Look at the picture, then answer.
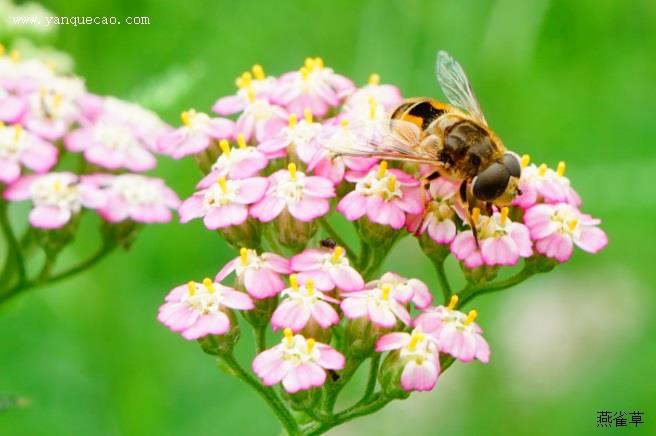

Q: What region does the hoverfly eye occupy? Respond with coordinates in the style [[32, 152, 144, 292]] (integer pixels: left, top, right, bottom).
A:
[[472, 162, 511, 201], [501, 153, 521, 178]]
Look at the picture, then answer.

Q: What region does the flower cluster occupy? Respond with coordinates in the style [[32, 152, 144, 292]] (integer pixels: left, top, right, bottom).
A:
[[158, 58, 608, 432], [0, 48, 180, 230]]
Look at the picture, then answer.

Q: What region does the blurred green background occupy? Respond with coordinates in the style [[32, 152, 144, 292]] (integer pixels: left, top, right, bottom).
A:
[[1, 0, 655, 434]]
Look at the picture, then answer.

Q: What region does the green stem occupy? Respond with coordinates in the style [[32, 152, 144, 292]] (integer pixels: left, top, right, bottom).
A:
[[255, 326, 267, 353], [431, 256, 452, 304], [318, 217, 355, 258], [360, 354, 380, 403], [323, 356, 363, 413], [0, 243, 115, 305], [220, 353, 299, 435], [0, 199, 25, 287], [305, 392, 392, 435], [457, 261, 536, 307]]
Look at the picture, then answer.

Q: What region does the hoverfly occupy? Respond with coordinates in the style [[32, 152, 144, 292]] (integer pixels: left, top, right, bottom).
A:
[[330, 51, 522, 236]]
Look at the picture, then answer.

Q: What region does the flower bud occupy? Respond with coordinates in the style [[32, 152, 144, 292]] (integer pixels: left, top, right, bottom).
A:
[[460, 263, 499, 286], [243, 295, 278, 329], [273, 210, 317, 251], [417, 232, 451, 264], [283, 387, 321, 411], [34, 214, 81, 255], [526, 254, 558, 273], [377, 351, 411, 400], [198, 309, 241, 355], [300, 318, 332, 343], [355, 217, 400, 248], [218, 220, 261, 251], [101, 220, 142, 249], [192, 147, 216, 174], [344, 317, 387, 358]]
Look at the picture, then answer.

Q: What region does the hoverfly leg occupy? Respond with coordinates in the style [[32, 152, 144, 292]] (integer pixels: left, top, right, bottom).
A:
[[414, 171, 442, 237], [459, 180, 480, 247]]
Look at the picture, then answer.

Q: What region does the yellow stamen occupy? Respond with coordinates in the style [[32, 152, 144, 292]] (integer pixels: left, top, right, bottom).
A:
[[53, 93, 62, 108], [10, 49, 19, 62], [252, 64, 265, 80], [447, 294, 459, 310], [219, 139, 231, 156], [306, 338, 316, 353], [284, 327, 294, 346], [368, 96, 377, 120], [241, 71, 252, 86], [306, 279, 315, 296], [304, 57, 314, 69], [52, 180, 61, 192], [240, 247, 249, 266], [368, 73, 380, 85], [331, 246, 343, 263], [304, 108, 313, 124], [203, 277, 214, 293], [187, 281, 196, 296], [381, 284, 391, 301], [216, 176, 228, 193], [300, 66, 310, 80], [387, 175, 397, 192], [538, 163, 548, 177], [237, 133, 247, 149], [0, 44, 4, 57], [340, 118, 349, 128], [557, 161, 566, 177], [180, 110, 192, 127], [290, 274, 299, 290], [288, 113, 297, 128], [0, 121, 4, 128], [408, 332, 424, 352], [500, 207, 509, 225], [464, 310, 478, 325], [568, 219, 578, 231], [288, 163, 297, 181], [471, 207, 481, 225], [313, 57, 324, 69], [246, 87, 255, 103], [521, 154, 530, 168], [378, 161, 388, 178], [13, 124, 22, 140]]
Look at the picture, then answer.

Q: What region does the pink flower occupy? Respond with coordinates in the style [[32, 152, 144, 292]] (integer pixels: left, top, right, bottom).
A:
[[307, 119, 377, 184], [414, 296, 490, 363], [0, 123, 58, 184], [407, 178, 461, 244], [524, 202, 607, 262], [271, 57, 355, 117], [21, 76, 85, 140], [337, 161, 423, 229], [196, 136, 268, 186], [179, 176, 268, 229], [345, 74, 403, 111], [271, 275, 340, 332], [250, 163, 334, 222], [83, 174, 180, 223], [257, 110, 322, 162], [367, 272, 432, 309], [158, 278, 254, 340], [376, 326, 440, 392], [252, 328, 345, 393], [513, 158, 581, 209], [212, 66, 277, 115], [81, 96, 170, 151], [0, 90, 27, 123], [216, 247, 291, 299], [65, 122, 157, 172], [340, 281, 412, 328], [156, 109, 234, 159], [290, 245, 364, 292], [450, 207, 533, 268], [4, 172, 104, 228]]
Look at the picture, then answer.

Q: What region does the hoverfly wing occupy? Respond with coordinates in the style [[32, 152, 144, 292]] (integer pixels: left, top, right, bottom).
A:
[[323, 118, 437, 164], [436, 50, 487, 125]]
